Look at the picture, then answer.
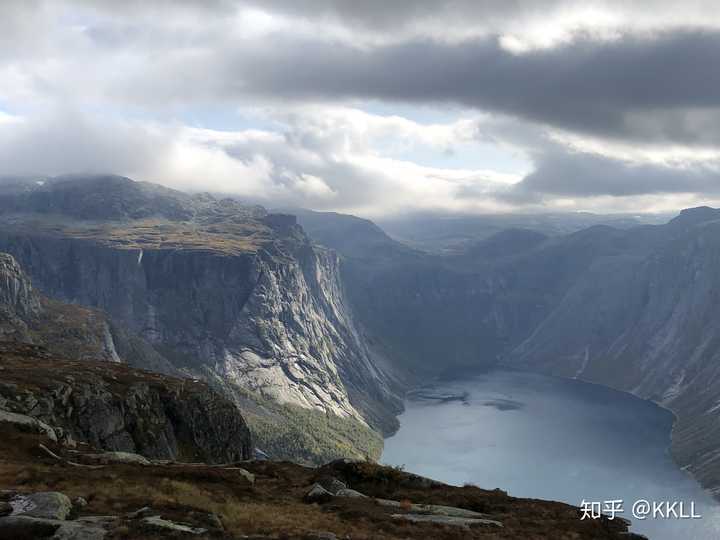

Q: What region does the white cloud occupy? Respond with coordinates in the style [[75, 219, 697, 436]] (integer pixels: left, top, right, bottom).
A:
[[1, 1, 719, 217]]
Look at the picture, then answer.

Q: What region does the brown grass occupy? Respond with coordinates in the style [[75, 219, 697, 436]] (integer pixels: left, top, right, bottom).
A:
[[0, 422, 636, 540], [1, 216, 274, 254]]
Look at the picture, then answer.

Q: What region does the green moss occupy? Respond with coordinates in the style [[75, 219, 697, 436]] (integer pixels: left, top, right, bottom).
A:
[[236, 390, 383, 465]]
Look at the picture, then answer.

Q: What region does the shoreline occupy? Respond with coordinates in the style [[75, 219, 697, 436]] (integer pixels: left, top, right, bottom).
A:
[[383, 367, 719, 507]]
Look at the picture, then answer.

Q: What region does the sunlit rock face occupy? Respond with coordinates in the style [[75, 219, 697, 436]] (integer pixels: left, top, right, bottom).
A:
[[0, 175, 402, 435]]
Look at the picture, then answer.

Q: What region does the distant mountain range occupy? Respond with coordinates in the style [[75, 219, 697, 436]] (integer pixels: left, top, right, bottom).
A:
[[374, 210, 669, 254], [292, 205, 720, 499]]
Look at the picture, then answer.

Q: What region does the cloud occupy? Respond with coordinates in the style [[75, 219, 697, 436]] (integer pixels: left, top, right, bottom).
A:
[[3, 2, 720, 146], [2, 1, 720, 216], [212, 30, 720, 147], [0, 104, 523, 215], [499, 147, 720, 205]]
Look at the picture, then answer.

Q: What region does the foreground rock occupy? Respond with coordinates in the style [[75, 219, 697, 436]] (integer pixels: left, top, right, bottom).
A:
[[0, 342, 253, 463], [320, 481, 503, 528], [78, 452, 151, 466], [0, 420, 638, 540], [391, 513, 503, 528], [0, 409, 58, 442], [141, 515, 207, 535], [9, 492, 72, 520]]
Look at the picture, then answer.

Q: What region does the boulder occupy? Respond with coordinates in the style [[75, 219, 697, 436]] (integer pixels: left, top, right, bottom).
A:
[[334, 488, 368, 499], [391, 513, 503, 528], [305, 484, 334, 504], [316, 476, 347, 495], [225, 467, 255, 485], [80, 452, 151, 466], [406, 502, 493, 519], [0, 409, 57, 442], [126, 506, 153, 519], [141, 516, 207, 535], [11, 492, 72, 520]]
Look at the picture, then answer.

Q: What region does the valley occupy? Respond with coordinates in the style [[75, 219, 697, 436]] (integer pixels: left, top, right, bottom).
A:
[[3, 174, 720, 538]]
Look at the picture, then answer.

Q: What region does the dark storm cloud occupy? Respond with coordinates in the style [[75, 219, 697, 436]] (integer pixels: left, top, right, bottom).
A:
[[499, 149, 720, 202], [227, 30, 720, 145], [240, 0, 560, 30]]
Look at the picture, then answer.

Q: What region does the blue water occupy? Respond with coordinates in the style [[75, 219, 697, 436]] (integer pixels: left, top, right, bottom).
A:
[[381, 370, 720, 540]]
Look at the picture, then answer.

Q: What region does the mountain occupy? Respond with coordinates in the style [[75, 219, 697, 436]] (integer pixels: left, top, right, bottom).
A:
[[376, 211, 667, 254], [295, 205, 720, 499], [505, 208, 720, 496], [279, 208, 408, 262], [0, 175, 402, 464]]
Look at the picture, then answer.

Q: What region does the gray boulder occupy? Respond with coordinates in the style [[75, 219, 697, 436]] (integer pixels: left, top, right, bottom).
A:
[[141, 516, 207, 535], [334, 488, 368, 499], [316, 476, 347, 495], [80, 452, 151, 466], [305, 484, 333, 503], [11, 492, 72, 520], [391, 513, 503, 528], [0, 409, 57, 442]]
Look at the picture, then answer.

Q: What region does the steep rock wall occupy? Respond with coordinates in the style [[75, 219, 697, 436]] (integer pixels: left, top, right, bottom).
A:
[[0, 232, 401, 432]]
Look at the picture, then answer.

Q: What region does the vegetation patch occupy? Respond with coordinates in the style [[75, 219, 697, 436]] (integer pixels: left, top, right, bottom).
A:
[[240, 390, 384, 465]]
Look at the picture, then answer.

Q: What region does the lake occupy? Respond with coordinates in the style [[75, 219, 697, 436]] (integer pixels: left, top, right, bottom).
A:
[[381, 370, 720, 540]]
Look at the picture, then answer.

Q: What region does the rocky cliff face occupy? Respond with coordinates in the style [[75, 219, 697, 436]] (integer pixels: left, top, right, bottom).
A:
[[0, 253, 41, 342], [0, 249, 179, 374], [0, 342, 252, 462], [503, 210, 720, 496], [0, 175, 402, 441], [296, 206, 720, 498]]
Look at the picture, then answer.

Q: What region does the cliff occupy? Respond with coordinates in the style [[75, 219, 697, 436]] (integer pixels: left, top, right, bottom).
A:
[[0, 342, 253, 462], [0, 250, 176, 374], [504, 211, 720, 497], [0, 175, 402, 463]]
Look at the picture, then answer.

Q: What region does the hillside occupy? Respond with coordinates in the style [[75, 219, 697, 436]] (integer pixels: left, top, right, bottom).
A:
[[295, 205, 720, 499], [0, 358, 639, 539]]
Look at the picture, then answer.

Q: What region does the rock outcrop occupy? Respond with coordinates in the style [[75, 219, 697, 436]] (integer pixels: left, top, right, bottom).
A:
[[0, 342, 253, 462], [0, 250, 176, 373]]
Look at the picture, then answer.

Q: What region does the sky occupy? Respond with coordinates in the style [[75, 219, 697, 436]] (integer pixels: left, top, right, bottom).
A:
[[1, 1, 719, 217]]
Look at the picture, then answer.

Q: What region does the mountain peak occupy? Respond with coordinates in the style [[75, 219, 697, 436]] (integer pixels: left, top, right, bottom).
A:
[[670, 206, 720, 227]]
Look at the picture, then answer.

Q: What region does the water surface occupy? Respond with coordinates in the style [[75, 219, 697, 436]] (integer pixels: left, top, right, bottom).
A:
[[381, 370, 720, 540]]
